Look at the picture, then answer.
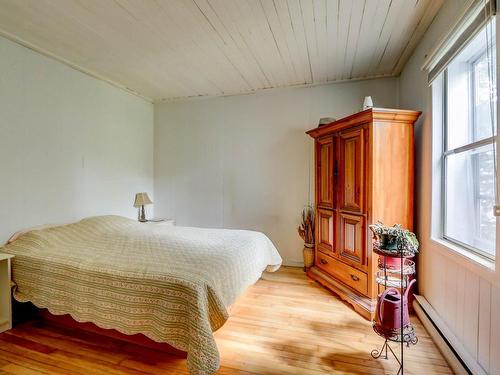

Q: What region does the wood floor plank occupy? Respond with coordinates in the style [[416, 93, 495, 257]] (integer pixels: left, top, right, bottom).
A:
[[1, 267, 452, 374], [0, 348, 73, 375], [1, 363, 53, 375], [4, 328, 127, 364], [0, 346, 93, 375], [0, 334, 55, 355]]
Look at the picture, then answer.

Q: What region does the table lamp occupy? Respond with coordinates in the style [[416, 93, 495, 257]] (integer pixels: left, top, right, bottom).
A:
[[134, 192, 152, 222]]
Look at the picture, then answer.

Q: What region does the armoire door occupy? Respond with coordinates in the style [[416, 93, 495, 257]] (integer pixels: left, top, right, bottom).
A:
[[339, 128, 365, 213], [316, 136, 334, 208], [339, 212, 366, 266], [316, 208, 335, 256]]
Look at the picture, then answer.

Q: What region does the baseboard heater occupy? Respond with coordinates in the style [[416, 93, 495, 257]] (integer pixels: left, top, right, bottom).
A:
[[413, 295, 484, 375]]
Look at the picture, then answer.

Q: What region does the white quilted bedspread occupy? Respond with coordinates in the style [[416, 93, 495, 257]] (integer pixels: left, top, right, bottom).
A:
[[2, 215, 282, 374]]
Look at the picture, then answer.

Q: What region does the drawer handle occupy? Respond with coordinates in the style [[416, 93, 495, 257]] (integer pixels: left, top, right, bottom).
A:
[[350, 274, 360, 281], [320, 259, 328, 265]]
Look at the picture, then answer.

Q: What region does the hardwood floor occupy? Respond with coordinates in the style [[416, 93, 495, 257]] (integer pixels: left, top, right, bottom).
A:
[[0, 267, 452, 374]]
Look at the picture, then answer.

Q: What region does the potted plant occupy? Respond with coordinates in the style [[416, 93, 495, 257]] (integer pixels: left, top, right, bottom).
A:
[[368, 222, 419, 257], [298, 205, 315, 271]]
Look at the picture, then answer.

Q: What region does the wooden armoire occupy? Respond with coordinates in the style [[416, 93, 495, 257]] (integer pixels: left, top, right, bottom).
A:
[[306, 108, 421, 320]]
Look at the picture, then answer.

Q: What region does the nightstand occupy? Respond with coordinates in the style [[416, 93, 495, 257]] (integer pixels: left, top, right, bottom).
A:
[[143, 219, 175, 226], [0, 254, 14, 333]]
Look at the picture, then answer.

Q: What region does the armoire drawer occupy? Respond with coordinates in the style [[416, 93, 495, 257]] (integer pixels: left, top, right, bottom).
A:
[[316, 252, 368, 296]]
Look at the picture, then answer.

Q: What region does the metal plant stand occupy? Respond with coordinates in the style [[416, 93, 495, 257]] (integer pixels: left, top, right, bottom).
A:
[[371, 245, 418, 375]]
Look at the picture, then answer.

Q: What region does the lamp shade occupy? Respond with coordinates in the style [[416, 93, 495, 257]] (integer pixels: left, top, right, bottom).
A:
[[134, 192, 153, 207]]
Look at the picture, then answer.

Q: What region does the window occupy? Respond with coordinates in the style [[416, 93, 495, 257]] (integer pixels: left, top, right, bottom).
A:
[[440, 19, 497, 260]]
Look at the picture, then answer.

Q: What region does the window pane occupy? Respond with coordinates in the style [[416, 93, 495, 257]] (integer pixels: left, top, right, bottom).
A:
[[445, 143, 496, 257], [473, 52, 497, 141], [446, 18, 497, 151]]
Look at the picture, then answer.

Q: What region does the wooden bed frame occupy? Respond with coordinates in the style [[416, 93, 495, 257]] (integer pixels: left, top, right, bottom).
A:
[[13, 301, 187, 358]]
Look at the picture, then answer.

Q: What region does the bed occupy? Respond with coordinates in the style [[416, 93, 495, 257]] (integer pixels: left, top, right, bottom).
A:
[[1, 215, 282, 375]]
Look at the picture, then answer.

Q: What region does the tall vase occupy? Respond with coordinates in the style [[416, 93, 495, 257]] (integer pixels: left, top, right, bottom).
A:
[[303, 243, 314, 272]]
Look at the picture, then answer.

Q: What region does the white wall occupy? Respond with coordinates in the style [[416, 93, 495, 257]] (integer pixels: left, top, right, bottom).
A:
[[154, 79, 399, 265], [5, 2, 498, 370], [0, 36, 154, 243], [399, 0, 500, 373]]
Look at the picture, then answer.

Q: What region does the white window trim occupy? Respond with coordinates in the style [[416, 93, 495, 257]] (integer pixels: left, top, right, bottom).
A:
[[431, 71, 497, 272], [430, 237, 495, 270], [441, 63, 497, 261]]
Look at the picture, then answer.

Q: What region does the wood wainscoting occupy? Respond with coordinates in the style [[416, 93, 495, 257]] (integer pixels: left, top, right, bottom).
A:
[[0, 267, 451, 374]]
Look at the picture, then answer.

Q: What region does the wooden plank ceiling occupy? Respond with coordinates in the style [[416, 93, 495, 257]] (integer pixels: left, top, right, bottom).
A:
[[0, 0, 443, 101]]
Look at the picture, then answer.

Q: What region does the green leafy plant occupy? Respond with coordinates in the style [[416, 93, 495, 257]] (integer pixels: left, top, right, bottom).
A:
[[368, 221, 419, 254], [297, 205, 315, 245]]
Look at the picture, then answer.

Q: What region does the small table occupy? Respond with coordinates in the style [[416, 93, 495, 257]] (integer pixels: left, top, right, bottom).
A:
[[0, 253, 14, 333], [142, 219, 175, 226]]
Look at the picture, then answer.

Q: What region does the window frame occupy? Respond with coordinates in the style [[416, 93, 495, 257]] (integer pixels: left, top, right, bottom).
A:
[[440, 49, 497, 261]]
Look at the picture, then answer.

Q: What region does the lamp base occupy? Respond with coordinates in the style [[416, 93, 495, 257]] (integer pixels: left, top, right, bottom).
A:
[[138, 206, 147, 222]]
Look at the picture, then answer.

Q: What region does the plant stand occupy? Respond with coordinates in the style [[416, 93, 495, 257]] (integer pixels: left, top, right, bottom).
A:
[[371, 246, 418, 375]]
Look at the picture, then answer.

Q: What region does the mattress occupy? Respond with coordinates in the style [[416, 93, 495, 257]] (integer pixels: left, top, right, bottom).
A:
[[2, 215, 282, 375]]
